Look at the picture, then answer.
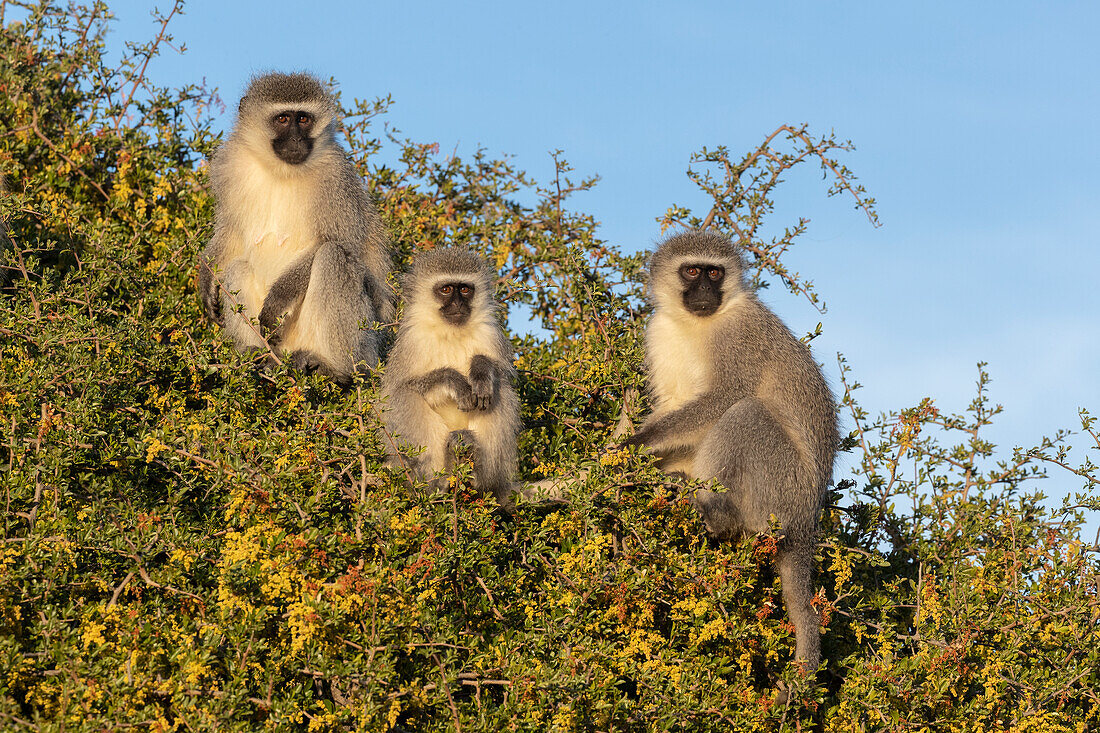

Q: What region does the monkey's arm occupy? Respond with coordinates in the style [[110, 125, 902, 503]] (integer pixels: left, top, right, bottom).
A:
[[625, 352, 754, 452], [403, 368, 478, 411], [467, 354, 506, 411], [621, 393, 733, 452], [258, 252, 316, 344]]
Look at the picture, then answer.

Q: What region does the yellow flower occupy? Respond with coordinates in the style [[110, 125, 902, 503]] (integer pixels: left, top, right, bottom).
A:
[[386, 700, 402, 728], [287, 601, 320, 654], [82, 621, 106, 650], [144, 437, 168, 462], [599, 448, 630, 467]]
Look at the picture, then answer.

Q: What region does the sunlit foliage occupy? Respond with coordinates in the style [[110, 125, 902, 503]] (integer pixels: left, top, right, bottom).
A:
[[2, 2, 1098, 730]]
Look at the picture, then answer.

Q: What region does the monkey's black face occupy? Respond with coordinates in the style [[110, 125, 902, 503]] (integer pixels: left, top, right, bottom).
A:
[[434, 282, 475, 326], [679, 263, 725, 316], [271, 110, 315, 165]]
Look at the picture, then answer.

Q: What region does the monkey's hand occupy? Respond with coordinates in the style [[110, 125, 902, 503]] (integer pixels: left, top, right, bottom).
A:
[[466, 377, 494, 410], [257, 303, 286, 345], [619, 417, 661, 450], [454, 382, 481, 412], [617, 429, 660, 456], [203, 289, 223, 325], [467, 355, 498, 411], [198, 258, 223, 325]]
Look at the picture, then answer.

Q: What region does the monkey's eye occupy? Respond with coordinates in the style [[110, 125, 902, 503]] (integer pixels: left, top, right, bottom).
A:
[[707, 267, 724, 280], [274, 113, 290, 125], [438, 285, 453, 296], [682, 266, 700, 280], [459, 286, 472, 296], [297, 113, 312, 127]]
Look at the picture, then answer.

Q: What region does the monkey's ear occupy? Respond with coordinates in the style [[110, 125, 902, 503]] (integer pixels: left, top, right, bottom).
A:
[[238, 96, 247, 115]]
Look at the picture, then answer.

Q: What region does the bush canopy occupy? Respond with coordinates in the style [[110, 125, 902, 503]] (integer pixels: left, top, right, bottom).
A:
[[1, 2, 1098, 731]]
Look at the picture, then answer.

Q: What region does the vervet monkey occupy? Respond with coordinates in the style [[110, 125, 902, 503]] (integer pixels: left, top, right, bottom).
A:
[[198, 72, 394, 382], [624, 229, 838, 671], [379, 248, 520, 508]]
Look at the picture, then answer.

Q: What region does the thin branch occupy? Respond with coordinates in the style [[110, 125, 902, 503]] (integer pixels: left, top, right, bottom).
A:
[[113, 1, 182, 132]]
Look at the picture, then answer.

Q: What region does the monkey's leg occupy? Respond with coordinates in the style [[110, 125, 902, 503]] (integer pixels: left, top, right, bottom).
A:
[[361, 237, 396, 326], [280, 242, 377, 381], [382, 392, 452, 485], [424, 429, 478, 494], [690, 485, 744, 541], [694, 397, 822, 670], [689, 400, 761, 539], [219, 258, 267, 350], [465, 408, 519, 510], [259, 251, 315, 344], [693, 398, 811, 534], [445, 429, 481, 475]]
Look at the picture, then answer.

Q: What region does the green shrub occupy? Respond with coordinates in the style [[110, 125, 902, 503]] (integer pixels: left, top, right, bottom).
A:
[[1, 2, 1097, 730]]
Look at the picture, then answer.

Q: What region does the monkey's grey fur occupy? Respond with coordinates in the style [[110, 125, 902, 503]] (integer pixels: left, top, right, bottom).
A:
[[379, 248, 520, 508], [198, 72, 394, 382], [625, 229, 838, 671]]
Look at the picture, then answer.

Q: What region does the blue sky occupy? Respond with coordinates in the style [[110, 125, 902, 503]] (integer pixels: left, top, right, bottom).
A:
[[107, 1, 1099, 522]]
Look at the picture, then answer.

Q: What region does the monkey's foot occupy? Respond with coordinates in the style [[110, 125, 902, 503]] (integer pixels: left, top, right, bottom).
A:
[[773, 681, 792, 707], [289, 350, 351, 386], [445, 430, 479, 466], [241, 346, 280, 371], [691, 490, 743, 541]]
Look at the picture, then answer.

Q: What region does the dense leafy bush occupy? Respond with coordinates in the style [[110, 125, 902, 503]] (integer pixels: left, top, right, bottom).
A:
[[2, 2, 1098, 730]]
